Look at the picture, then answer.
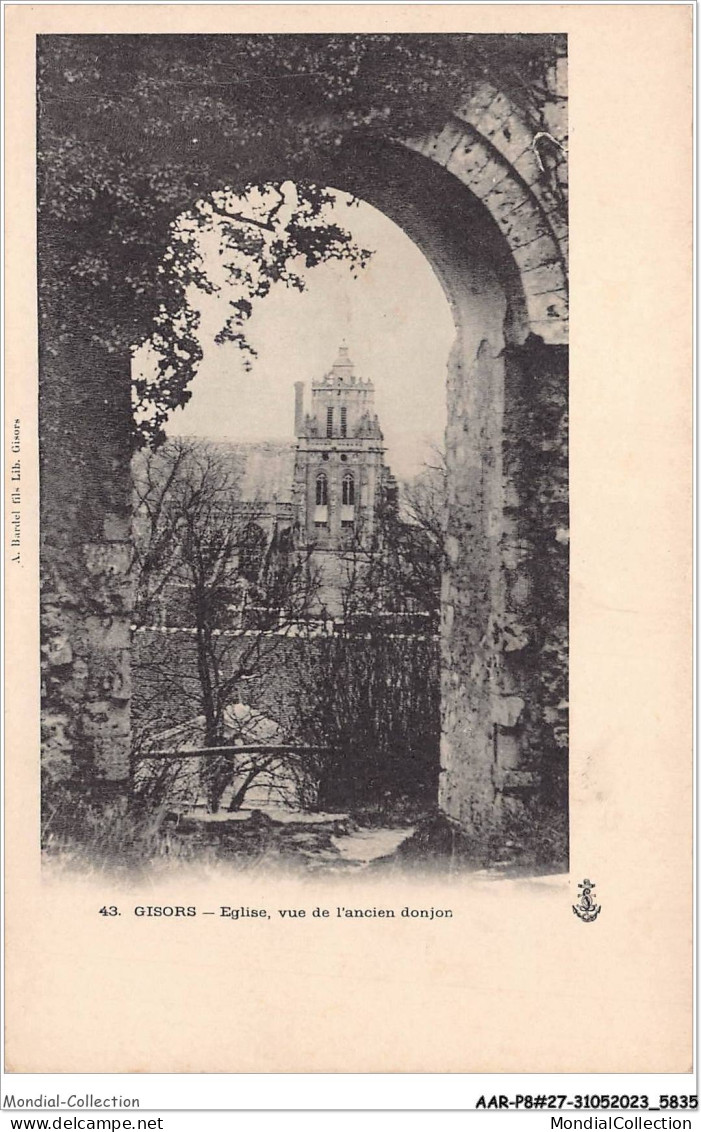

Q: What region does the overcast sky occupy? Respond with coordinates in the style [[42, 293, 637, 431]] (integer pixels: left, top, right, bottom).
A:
[[138, 189, 455, 481]]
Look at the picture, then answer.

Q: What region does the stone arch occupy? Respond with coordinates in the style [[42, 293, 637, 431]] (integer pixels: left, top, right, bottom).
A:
[[40, 70, 568, 859], [295, 134, 568, 845], [408, 116, 568, 342]]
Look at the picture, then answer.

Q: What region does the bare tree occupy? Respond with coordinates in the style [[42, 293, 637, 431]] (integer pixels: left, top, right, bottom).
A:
[[332, 452, 445, 624], [401, 449, 447, 565], [131, 437, 322, 810]]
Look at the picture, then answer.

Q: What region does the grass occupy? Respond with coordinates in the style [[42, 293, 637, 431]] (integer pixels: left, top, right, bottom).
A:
[[41, 781, 568, 878]]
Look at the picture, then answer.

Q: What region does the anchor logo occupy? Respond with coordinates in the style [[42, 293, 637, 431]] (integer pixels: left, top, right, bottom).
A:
[[573, 878, 601, 923]]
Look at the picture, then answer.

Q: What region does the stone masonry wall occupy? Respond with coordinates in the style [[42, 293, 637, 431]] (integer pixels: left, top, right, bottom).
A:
[[40, 341, 133, 787], [439, 330, 568, 855]]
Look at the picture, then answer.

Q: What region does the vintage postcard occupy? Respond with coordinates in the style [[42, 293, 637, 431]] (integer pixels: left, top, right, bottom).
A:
[[3, 3, 693, 1077]]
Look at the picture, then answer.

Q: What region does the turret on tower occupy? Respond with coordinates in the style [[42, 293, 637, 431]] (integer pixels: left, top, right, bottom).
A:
[[296, 341, 381, 443], [292, 344, 393, 586]]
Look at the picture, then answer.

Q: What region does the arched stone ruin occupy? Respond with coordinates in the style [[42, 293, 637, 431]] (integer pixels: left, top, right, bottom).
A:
[[39, 41, 568, 860]]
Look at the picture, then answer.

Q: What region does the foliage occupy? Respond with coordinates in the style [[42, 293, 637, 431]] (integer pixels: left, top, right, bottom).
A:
[[37, 33, 564, 444], [295, 630, 440, 812], [131, 182, 371, 445], [504, 337, 569, 816]]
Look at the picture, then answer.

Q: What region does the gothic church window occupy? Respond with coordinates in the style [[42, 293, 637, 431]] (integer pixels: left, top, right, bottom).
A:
[[326, 407, 333, 437], [340, 407, 347, 437], [342, 473, 355, 506], [316, 473, 328, 506]]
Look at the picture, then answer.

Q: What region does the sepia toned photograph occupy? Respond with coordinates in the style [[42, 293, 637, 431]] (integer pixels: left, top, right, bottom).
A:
[[5, 2, 692, 1079], [37, 31, 569, 878]]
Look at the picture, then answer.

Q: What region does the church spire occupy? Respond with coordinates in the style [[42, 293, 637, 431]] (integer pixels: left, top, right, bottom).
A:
[[331, 341, 355, 383]]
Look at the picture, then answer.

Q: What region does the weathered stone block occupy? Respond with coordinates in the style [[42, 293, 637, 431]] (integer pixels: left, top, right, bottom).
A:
[[441, 602, 454, 636], [489, 112, 535, 167], [45, 635, 73, 666], [529, 317, 569, 345], [474, 91, 514, 139], [484, 175, 532, 218], [497, 204, 552, 250], [492, 694, 525, 729], [521, 260, 568, 296], [531, 173, 566, 218], [84, 615, 132, 654], [525, 289, 568, 325], [467, 155, 512, 200], [83, 541, 132, 577], [503, 622, 529, 652], [445, 136, 491, 185], [81, 700, 114, 735], [41, 712, 75, 783], [42, 711, 73, 750], [548, 56, 568, 100], [499, 769, 538, 795], [61, 657, 90, 701], [494, 730, 520, 771], [92, 734, 131, 781], [408, 120, 464, 166], [41, 600, 76, 634], [81, 697, 130, 758], [511, 234, 562, 274], [540, 205, 569, 250]]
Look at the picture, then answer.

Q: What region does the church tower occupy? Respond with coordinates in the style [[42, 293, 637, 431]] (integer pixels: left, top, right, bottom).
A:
[[292, 344, 396, 552]]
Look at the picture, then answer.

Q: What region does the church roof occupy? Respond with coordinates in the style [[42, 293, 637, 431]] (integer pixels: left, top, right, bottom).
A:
[[315, 341, 373, 388], [332, 343, 354, 373], [209, 440, 297, 504]]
